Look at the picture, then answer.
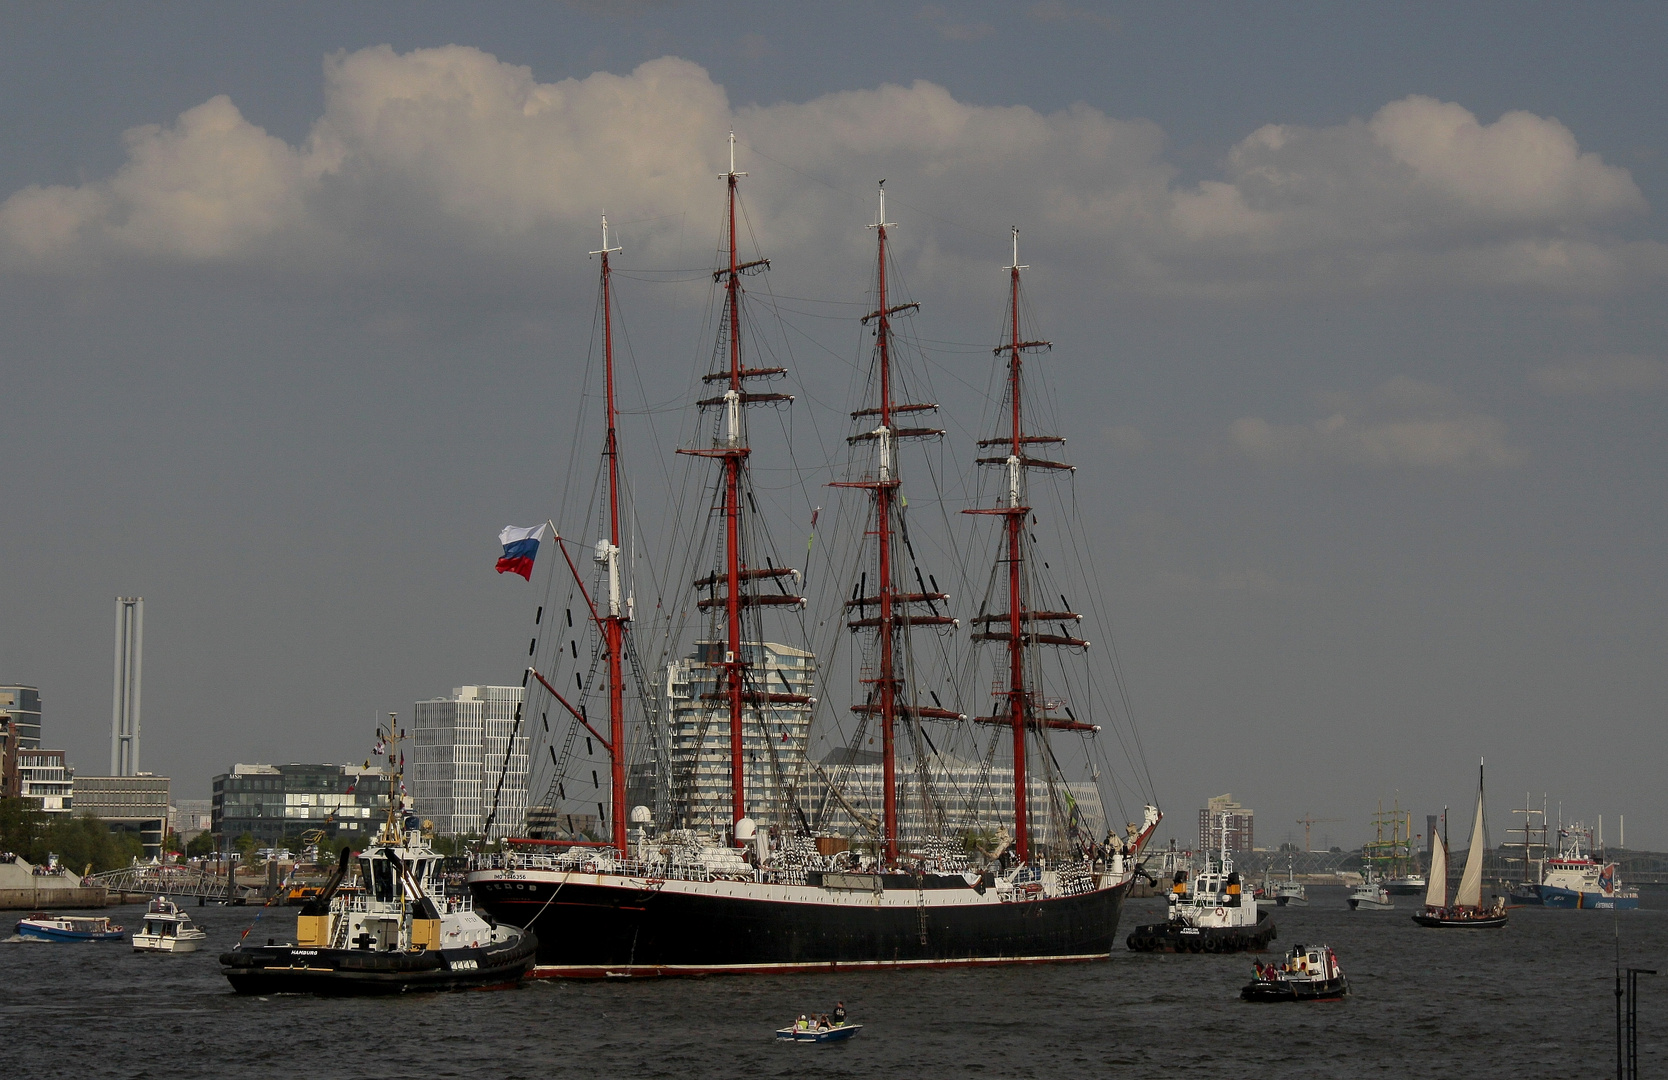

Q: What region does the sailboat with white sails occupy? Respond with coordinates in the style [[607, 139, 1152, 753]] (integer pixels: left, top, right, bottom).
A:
[[1413, 761, 1508, 928]]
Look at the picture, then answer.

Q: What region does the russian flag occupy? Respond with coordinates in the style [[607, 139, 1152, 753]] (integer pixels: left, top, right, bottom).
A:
[[496, 523, 547, 580]]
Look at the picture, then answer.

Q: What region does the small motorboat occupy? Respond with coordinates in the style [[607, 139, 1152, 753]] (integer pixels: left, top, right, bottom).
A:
[[776, 1021, 862, 1043], [132, 896, 208, 953], [1347, 876, 1393, 911], [15, 914, 125, 942], [1241, 943, 1349, 1002]]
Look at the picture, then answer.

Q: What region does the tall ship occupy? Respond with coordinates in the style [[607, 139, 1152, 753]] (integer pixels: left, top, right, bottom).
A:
[[1363, 801, 1425, 895], [466, 139, 1159, 977]]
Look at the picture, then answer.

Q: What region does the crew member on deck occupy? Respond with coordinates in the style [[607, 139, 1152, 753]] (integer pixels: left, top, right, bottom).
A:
[[833, 1002, 846, 1025]]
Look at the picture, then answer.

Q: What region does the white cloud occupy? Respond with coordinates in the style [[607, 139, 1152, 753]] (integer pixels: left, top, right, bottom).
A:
[[0, 47, 1660, 301], [1229, 378, 1527, 471], [1530, 354, 1667, 396]]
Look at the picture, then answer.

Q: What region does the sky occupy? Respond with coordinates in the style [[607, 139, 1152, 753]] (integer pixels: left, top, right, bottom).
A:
[[1, 2, 1663, 851]]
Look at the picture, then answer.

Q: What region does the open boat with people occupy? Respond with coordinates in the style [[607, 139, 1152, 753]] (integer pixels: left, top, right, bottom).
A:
[[1413, 762, 1508, 929], [776, 1017, 863, 1042], [14, 914, 124, 942], [1241, 942, 1348, 1002], [132, 896, 207, 952]]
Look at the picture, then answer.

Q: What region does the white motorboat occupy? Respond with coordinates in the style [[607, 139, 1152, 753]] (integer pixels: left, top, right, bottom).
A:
[[132, 896, 208, 953], [1274, 856, 1307, 907], [1347, 875, 1394, 911]]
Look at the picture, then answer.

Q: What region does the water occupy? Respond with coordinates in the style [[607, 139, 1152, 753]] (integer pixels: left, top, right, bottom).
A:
[[2, 888, 1662, 1078]]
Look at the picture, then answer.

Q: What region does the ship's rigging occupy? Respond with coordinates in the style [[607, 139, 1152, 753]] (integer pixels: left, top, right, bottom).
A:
[[495, 142, 1156, 869]]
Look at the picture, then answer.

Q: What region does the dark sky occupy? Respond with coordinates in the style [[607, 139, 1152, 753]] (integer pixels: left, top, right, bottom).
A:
[[1, 2, 1662, 849]]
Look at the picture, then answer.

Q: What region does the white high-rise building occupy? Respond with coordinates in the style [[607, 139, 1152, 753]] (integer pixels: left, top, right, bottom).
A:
[[413, 685, 529, 838], [663, 641, 815, 831], [806, 751, 1110, 850]]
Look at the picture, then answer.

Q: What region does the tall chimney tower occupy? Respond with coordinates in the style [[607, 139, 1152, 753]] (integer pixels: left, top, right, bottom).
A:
[[111, 597, 143, 775]]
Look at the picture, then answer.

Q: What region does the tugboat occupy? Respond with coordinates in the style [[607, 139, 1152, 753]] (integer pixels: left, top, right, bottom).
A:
[[14, 913, 125, 942], [1240, 943, 1348, 1002], [1127, 820, 1275, 953], [132, 896, 207, 953], [220, 725, 537, 994], [1412, 762, 1509, 929]]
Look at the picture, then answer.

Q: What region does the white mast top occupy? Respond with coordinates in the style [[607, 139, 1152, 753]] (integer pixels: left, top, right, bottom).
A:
[[590, 213, 622, 258], [869, 179, 896, 231], [1005, 225, 1028, 271], [721, 129, 748, 179]]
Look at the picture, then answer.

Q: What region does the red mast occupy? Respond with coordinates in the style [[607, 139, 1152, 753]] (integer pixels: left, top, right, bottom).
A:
[[593, 215, 629, 854], [678, 133, 802, 839], [964, 229, 1093, 864], [833, 183, 954, 865]]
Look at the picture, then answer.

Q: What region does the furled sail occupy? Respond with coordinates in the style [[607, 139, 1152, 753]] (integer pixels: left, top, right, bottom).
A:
[[1424, 832, 1448, 909], [1454, 788, 1486, 910]]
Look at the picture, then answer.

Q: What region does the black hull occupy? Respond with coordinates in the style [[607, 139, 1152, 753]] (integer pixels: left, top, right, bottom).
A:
[[469, 874, 1130, 977], [1241, 975, 1348, 1002], [1411, 912, 1508, 929], [1126, 911, 1276, 953], [220, 929, 536, 995]]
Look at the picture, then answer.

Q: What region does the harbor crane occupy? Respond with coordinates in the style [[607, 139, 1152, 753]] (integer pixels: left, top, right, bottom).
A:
[[1297, 814, 1345, 853]]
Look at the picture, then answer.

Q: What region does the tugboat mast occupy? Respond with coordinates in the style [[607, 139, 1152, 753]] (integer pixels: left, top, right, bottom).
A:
[[966, 229, 1092, 863]]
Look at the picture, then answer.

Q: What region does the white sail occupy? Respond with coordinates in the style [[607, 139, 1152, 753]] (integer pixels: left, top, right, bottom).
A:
[[1424, 834, 1448, 909], [1454, 788, 1486, 909]]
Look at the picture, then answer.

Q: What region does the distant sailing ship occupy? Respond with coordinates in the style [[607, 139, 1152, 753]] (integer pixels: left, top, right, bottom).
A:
[[1413, 762, 1507, 929], [466, 137, 1159, 976], [1363, 801, 1425, 895]]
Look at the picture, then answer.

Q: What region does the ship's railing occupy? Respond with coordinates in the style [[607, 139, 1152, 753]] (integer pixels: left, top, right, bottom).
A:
[[474, 849, 1112, 894], [332, 890, 473, 914], [473, 850, 825, 887]]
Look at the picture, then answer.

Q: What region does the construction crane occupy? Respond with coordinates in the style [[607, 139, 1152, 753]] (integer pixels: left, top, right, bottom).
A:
[[1296, 814, 1345, 853]]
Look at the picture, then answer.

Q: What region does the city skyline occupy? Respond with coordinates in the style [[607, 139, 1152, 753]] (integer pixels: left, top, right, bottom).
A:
[[0, 4, 1662, 848]]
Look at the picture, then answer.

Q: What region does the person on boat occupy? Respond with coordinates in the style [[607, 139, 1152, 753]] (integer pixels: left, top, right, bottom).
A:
[[796, 1014, 809, 1031], [832, 1002, 847, 1025], [816, 1014, 830, 1030]]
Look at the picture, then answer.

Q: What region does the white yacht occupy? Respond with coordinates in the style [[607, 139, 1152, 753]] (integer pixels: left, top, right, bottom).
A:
[[132, 896, 208, 953]]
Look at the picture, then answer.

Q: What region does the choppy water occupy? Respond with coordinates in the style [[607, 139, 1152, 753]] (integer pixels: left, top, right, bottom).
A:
[[2, 887, 1662, 1079]]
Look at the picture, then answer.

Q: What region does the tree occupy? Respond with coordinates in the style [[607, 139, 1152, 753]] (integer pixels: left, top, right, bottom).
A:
[[234, 832, 258, 860], [162, 830, 183, 855], [35, 813, 143, 874], [0, 797, 44, 856], [185, 831, 217, 858]]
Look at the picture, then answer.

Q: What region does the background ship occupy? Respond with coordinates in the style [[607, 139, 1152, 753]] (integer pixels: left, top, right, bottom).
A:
[[467, 141, 1160, 976]]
